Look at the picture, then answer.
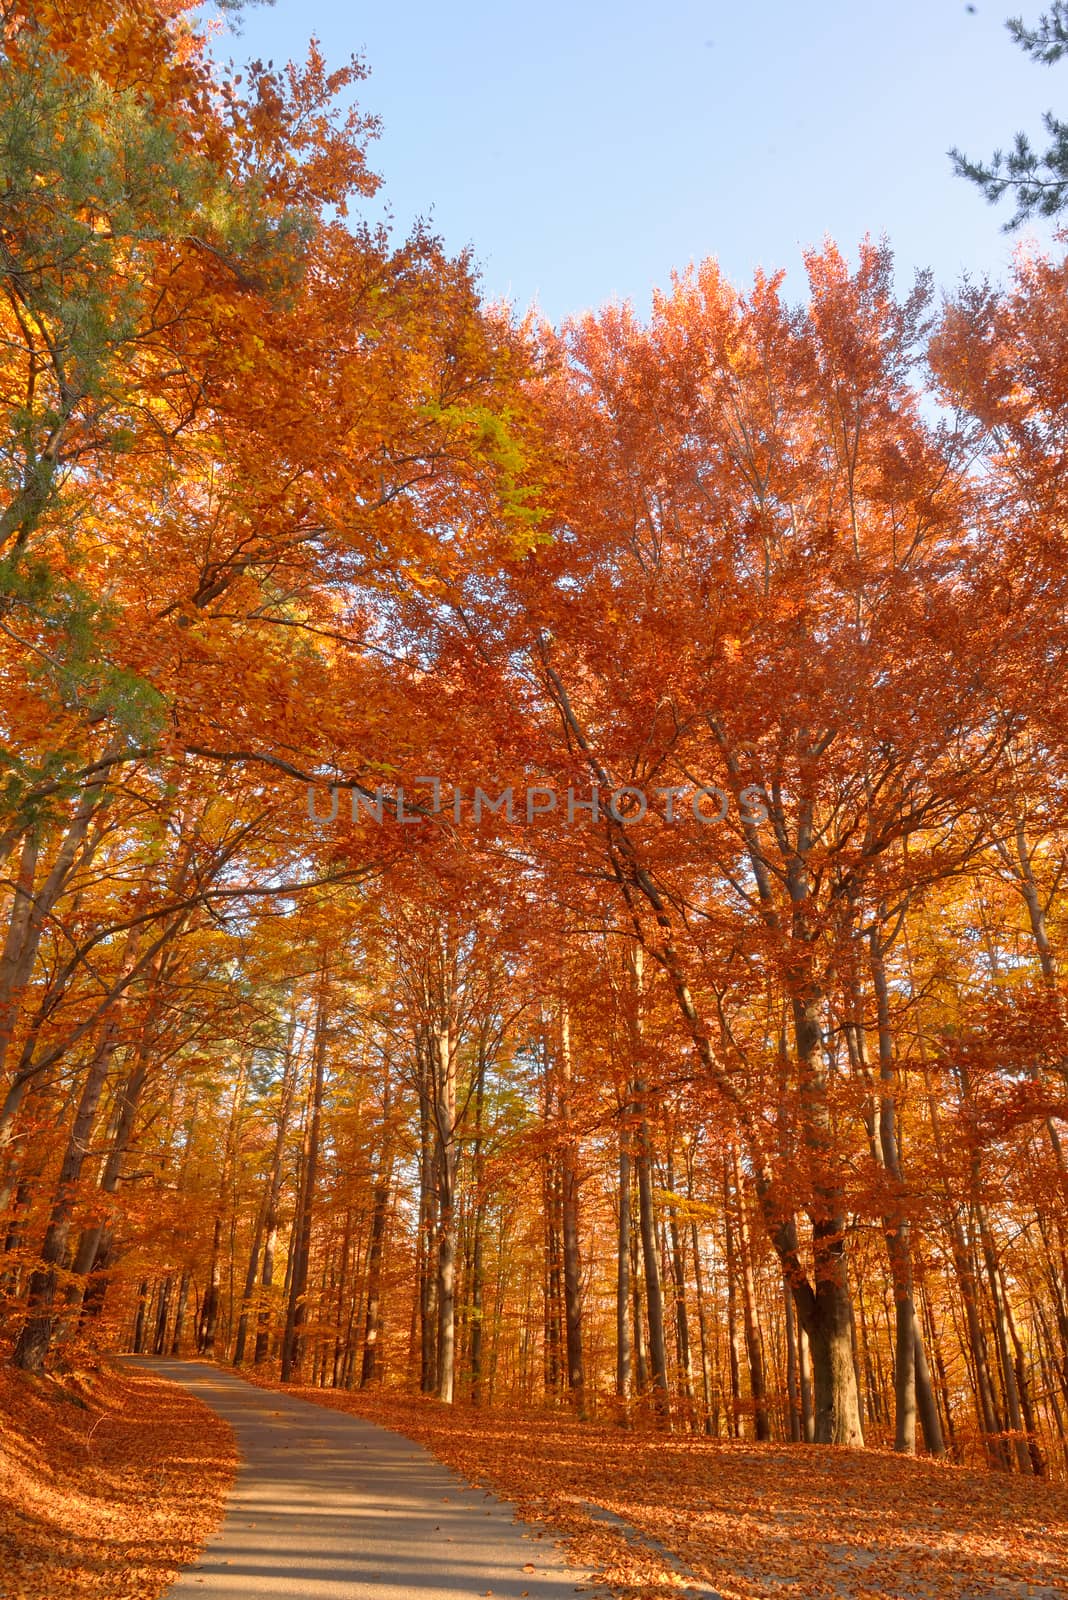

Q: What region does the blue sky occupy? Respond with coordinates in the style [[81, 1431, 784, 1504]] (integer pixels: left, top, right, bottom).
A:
[[214, 0, 1063, 324]]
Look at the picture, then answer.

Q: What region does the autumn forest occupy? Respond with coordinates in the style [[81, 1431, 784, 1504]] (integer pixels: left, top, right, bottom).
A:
[[4, 3, 1068, 1596]]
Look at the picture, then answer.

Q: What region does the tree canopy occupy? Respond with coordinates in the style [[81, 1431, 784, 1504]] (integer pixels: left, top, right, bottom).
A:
[[2, 0, 1068, 1502]]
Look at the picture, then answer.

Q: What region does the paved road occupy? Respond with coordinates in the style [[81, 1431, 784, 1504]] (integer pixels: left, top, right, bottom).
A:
[[131, 1358, 606, 1600]]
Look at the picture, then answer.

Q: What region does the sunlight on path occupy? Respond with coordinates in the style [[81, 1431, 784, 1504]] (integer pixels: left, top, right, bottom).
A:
[[128, 1358, 613, 1600]]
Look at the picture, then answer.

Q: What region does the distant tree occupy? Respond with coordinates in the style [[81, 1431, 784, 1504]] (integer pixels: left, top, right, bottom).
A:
[[952, 3, 1068, 223]]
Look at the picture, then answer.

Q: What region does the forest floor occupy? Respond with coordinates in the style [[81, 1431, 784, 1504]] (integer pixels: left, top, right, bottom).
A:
[[0, 1353, 236, 1600], [241, 1372, 1068, 1600], [3, 1354, 1067, 1600]]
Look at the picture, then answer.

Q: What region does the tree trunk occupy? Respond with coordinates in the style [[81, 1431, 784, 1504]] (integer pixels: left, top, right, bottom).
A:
[[235, 1011, 299, 1367], [630, 1205, 648, 1396], [790, 989, 865, 1447], [975, 1196, 1038, 1474], [784, 1273, 802, 1442], [199, 1053, 249, 1358], [616, 1113, 632, 1412], [469, 1048, 487, 1403], [544, 1161, 563, 1398], [198, 1216, 222, 1355], [417, 1045, 438, 1393], [724, 1168, 744, 1439], [434, 1020, 457, 1403], [12, 1019, 119, 1371], [799, 1259, 864, 1447], [171, 1272, 190, 1356], [685, 1148, 713, 1435], [559, 1005, 586, 1417], [132, 1280, 150, 1353], [951, 1209, 1010, 1467], [732, 1146, 769, 1440], [153, 1279, 172, 1354], [0, 773, 112, 1112], [361, 1169, 392, 1386], [665, 1149, 695, 1427], [799, 1321, 815, 1442], [868, 927, 946, 1455], [69, 1042, 152, 1322], [635, 1079, 669, 1424], [281, 976, 328, 1384]]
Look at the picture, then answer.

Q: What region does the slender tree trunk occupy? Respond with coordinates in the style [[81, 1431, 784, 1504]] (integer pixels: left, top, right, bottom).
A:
[[171, 1273, 190, 1356], [434, 1020, 457, 1404], [559, 1005, 586, 1417], [918, 1272, 956, 1455], [616, 1112, 632, 1413], [665, 1149, 695, 1427], [198, 1216, 223, 1355], [799, 1322, 815, 1441], [66, 874, 191, 1328], [1006, 820, 1068, 1181], [153, 1278, 172, 1355], [69, 1042, 152, 1321], [417, 1042, 438, 1393], [784, 1273, 802, 1442], [724, 1169, 744, 1439], [361, 1167, 392, 1387], [922, 1055, 1007, 1466], [732, 1146, 769, 1440], [0, 771, 113, 1114], [630, 1205, 648, 1396], [469, 1049, 487, 1404], [867, 928, 946, 1455], [997, 1254, 1046, 1477], [12, 1021, 120, 1371], [281, 976, 328, 1384], [952, 1209, 1009, 1466], [199, 1053, 250, 1358], [975, 1196, 1037, 1474], [544, 1160, 563, 1398], [685, 1149, 713, 1434], [236, 1012, 299, 1367], [635, 1079, 669, 1424], [132, 1280, 150, 1353], [253, 1207, 279, 1366]]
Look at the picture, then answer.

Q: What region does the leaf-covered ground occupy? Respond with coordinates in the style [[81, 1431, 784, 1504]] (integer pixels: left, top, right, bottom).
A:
[[0, 1357, 235, 1600], [244, 1375, 1068, 1600]]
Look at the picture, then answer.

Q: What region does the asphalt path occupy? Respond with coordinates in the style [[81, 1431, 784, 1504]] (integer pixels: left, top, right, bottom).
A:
[[130, 1358, 608, 1600]]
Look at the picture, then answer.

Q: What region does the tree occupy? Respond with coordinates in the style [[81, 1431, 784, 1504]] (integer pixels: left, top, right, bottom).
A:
[[8, 0, 1068, 1493], [952, 3, 1068, 223]]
